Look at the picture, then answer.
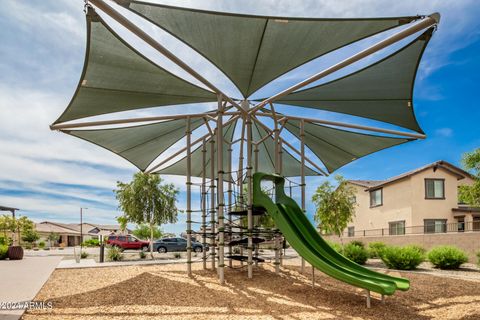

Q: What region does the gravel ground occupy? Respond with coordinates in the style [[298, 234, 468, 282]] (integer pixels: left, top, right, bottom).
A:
[[23, 257, 480, 320]]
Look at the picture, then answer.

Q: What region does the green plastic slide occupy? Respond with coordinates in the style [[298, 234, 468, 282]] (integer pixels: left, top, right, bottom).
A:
[[252, 172, 410, 296]]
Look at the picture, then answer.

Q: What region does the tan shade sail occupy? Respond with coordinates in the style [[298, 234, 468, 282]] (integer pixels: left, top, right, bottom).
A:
[[65, 118, 204, 171], [251, 121, 320, 177], [54, 7, 216, 124], [275, 28, 434, 133], [285, 120, 412, 173], [127, 1, 419, 97]]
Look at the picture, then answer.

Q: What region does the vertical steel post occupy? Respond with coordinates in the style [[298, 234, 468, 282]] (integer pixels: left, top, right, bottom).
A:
[[238, 120, 246, 266], [300, 119, 306, 273], [186, 116, 192, 276], [254, 143, 259, 266], [201, 138, 207, 270], [274, 122, 281, 274], [246, 112, 253, 279], [217, 95, 225, 284], [227, 143, 233, 268], [210, 134, 216, 270]]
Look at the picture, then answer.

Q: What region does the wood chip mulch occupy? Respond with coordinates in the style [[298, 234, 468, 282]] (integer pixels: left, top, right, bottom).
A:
[[23, 259, 480, 320]]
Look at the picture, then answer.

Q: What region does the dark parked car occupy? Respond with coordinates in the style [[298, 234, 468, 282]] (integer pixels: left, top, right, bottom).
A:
[[154, 237, 206, 253], [107, 235, 149, 251]]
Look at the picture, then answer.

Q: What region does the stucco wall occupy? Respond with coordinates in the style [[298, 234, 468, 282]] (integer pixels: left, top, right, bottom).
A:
[[326, 233, 480, 262], [410, 167, 461, 225]]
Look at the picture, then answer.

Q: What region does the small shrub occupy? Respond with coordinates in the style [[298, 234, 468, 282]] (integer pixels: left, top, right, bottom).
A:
[[343, 242, 368, 265], [33, 248, 39, 251], [381, 245, 424, 270], [38, 241, 46, 249], [326, 241, 343, 253], [409, 244, 426, 255], [349, 240, 365, 248], [80, 251, 89, 259], [43, 247, 50, 251], [368, 242, 387, 258], [428, 246, 468, 269], [107, 246, 124, 261], [173, 252, 181, 259], [233, 247, 241, 254], [139, 251, 146, 259], [477, 251, 480, 267], [82, 239, 100, 247], [24, 244, 33, 250], [0, 245, 8, 260], [0, 236, 11, 246], [58, 247, 64, 250]]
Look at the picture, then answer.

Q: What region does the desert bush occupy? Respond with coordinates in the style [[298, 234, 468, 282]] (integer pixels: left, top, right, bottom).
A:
[[43, 247, 50, 251], [139, 251, 146, 259], [173, 252, 181, 259], [82, 239, 100, 247], [0, 245, 8, 260], [80, 251, 89, 259], [477, 251, 480, 267], [428, 246, 468, 269], [38, 241, 45, 249], [343, 242, 368, 265], [349, 240, 365, 248], [326, 241, 343, 253], [381, 245, 425, 270], [368, 242, 387, 258], [107, 246, 124, 261]]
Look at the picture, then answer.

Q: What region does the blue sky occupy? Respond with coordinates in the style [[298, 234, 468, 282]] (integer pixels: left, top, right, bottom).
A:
[[0, 0, 479, 235]]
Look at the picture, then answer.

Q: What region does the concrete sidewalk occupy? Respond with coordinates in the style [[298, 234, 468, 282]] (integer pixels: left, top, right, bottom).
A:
[[0, 256, 61, 320]]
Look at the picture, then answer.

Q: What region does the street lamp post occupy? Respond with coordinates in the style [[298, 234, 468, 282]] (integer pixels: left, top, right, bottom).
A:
[[80, 207, 88, 250]]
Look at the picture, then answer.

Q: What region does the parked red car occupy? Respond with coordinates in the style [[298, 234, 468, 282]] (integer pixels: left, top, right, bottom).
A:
[[107, 235, 149, 251]]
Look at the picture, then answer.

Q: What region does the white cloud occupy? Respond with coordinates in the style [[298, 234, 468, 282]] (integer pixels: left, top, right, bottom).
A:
[[435, 127, 453, 137]]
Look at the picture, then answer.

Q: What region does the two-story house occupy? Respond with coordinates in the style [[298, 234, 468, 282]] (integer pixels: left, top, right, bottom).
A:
[[345, 160, 476, 237]]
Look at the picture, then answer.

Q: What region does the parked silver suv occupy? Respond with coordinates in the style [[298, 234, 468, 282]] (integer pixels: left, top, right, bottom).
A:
[[153, 237, 206, 253]]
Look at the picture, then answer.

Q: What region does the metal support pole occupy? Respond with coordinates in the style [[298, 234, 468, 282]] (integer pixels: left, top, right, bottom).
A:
[[253, 143, 259, 267], [210, 135, 216, 270], [238, 120, 246, 266], [300, 119, 306, 273], [246, 112, 253, 279], [273, 118, 281, 274], [201, 138, 207, 270], [227, 144, 233, 268], [217, 95, 225, 284], [186, 116, 192, 276]]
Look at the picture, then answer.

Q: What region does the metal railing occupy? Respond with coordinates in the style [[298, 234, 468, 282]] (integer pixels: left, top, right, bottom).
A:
[[339, 221, 480, 238]]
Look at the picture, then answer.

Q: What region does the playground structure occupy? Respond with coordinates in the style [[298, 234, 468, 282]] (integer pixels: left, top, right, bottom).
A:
[[51, 0, 440, 306]]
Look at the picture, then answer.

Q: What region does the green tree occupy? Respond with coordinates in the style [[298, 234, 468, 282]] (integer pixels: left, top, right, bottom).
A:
[[22, 229, 40, 246], [47, 232, 59, 248], [15, 216, 35, 246], [116, 215, 128, 234], [459, 148, 480, 206], [133, 224, 163, 240], [115, 172, 179, 259], [312, 175, 356, 238]]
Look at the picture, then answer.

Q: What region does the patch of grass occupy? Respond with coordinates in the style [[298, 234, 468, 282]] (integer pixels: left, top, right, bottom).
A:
[[428, 246, 468, 269], [381, 245, 425, 270], [80, 251, 89, 259]]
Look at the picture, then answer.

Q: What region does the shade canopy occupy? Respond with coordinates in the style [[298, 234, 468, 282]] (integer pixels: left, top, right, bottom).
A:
[[66, 118, 204, 171], [158, 120, 238, 179], [127, 0, 419, 97], [251, 121, 319, 177], [54, 8, 216, 124], [284, 120, 411, 173], [275, 28, 434, 133]]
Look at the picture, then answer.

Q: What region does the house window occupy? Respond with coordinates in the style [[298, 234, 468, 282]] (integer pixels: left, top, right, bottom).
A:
[[347, 227, 355, 237], [425, 179, 445, 199], [424, 219, 447, 233], [389, 221, 405, 235], [370, 189, 383, 207]]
